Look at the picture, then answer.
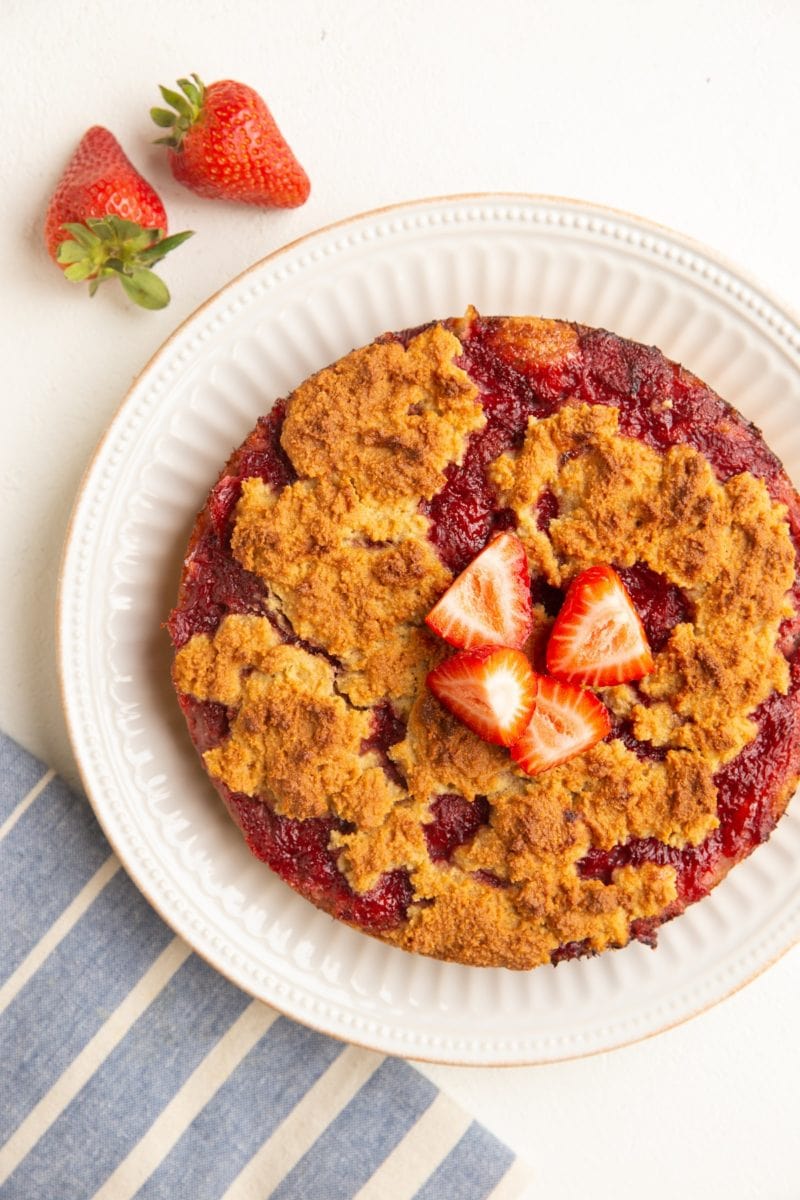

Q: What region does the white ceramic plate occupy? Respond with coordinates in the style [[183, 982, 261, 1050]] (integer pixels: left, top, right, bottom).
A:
[[58, 194, 800, 1065]]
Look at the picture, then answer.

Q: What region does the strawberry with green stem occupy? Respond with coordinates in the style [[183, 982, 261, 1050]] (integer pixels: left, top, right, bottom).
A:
[[151, 74, 310, 208], [44, 126, 192, 309]]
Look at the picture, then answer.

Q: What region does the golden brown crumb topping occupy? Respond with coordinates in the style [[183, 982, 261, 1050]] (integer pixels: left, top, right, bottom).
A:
[[491, 403, 794, 771], [280, 323, 485, 503], [172, 319, 797, 969], [175, 618, 405, 825]]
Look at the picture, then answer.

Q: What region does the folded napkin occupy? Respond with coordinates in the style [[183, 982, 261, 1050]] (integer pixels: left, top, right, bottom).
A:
[[0, 732, 531, 1200]]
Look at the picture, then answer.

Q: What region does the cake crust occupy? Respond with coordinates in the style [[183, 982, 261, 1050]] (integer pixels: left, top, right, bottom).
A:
[[170, 310, 800, 969]]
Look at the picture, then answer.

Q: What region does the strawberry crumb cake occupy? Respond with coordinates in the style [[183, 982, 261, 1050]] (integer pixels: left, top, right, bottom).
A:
[[168, 308, 800, 970]]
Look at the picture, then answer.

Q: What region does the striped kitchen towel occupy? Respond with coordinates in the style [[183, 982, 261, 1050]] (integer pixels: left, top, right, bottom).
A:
[[0, 731, 531, 1200]]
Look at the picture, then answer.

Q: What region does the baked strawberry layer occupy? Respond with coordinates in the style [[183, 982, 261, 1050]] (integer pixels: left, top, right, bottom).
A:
[[170, 315, 800, 965]]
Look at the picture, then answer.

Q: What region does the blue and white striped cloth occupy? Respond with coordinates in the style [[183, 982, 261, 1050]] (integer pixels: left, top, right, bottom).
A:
[[0, 731, 531, 1199]]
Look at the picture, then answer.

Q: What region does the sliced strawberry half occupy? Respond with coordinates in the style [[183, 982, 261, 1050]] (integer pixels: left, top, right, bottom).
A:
[[546, 564, 655, 687], [425, 531, 533, 650], [427, 646, 537, 747], [510, 676, 611, 776]]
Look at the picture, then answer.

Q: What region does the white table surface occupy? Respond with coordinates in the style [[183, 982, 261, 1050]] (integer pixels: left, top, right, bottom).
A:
[[4, 1, 799, 1196]]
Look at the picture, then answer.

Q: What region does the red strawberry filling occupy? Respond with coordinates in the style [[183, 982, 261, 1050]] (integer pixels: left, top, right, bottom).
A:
[[167, 529, 270, 649], [579, 662, 800, 905], [226, 788, 414, 930], [360, 701, 408, 790], [178, 694, 233, 754], [170, 317, 800, 949], [167, 404, 295, 650], [614, 563, 693, 653], [424, 794, 492, 862], [419, 368, 542, 574], [178, 696, 414, 929]]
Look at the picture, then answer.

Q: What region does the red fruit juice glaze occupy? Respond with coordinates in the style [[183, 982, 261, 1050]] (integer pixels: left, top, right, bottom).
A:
[[168, 404, 295, 649], [358, 700, 409, 793], [424, 794, 491, 862], [225, 785, 414, 929]]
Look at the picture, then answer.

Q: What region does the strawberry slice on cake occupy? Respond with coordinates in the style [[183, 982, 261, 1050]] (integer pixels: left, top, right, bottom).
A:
[[510, 676, 611, 776], [425, 531, 533, 650], [546, 564, 655, 687], [426, 646, 537, 747]]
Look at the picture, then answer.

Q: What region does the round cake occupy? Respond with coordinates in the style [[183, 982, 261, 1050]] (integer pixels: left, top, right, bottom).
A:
[[168, 308, 800, 969]]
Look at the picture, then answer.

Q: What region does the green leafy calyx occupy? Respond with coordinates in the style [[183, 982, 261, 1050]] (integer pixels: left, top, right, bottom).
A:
[[56, 216, 194, 310], [151, 74, 206, 150]]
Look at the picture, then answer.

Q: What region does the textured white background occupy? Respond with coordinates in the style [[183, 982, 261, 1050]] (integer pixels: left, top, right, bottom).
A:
[[3, 1, 799, 1197]]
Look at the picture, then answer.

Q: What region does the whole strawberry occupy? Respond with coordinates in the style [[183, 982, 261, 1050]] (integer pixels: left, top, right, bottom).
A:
[[44, 126, 192, 309], [151, 74, 310, 208]]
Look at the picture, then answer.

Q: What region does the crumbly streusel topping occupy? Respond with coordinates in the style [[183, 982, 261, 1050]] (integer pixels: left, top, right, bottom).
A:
[[172, 318, 797, 968]]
